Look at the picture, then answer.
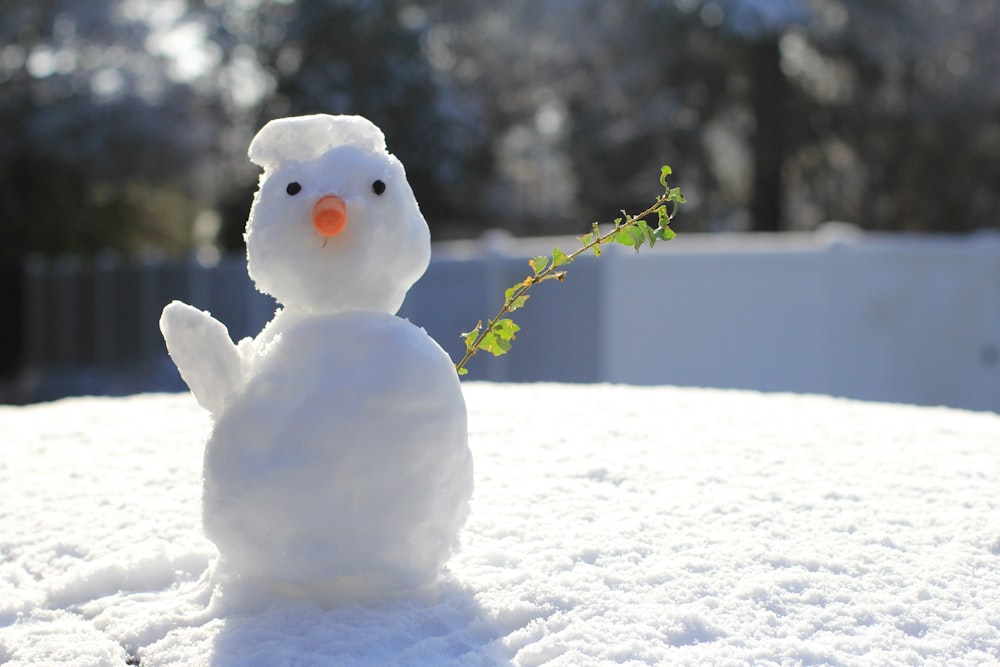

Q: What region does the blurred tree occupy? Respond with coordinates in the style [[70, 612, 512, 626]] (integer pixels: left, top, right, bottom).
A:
[[706, 0, 1000, 232], [193, 0, 495, 246], [429, 0, 1000, 234], [787, 0, 1000, 233], [4, 0, 998, 251], [0, 0, 220, 265], [0, 0, 224, 375], [430, 0, 749, 232]]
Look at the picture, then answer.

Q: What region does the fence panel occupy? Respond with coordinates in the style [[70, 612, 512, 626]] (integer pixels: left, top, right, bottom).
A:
[[18, 230, 1000, 411]]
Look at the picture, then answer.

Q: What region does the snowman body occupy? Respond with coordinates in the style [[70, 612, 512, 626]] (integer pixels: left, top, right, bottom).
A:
[[160, 115, 472, 600], [205, 309, 470, 598]]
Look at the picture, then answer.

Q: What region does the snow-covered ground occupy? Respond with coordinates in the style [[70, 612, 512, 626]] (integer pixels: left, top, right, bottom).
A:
[[2, 383, 1000, 665]]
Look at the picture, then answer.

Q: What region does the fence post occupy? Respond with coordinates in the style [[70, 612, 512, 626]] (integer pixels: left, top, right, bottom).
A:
[[480, 230, 514, 381], [53, 255, 80, 366], [93, 251, 120, 367], [187, 255, 210, 311], [138, 256, 163, 363], [22, 255, 47, 369]]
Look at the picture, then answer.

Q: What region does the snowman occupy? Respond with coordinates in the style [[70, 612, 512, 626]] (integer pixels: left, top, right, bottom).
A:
[[160, 114, 473, 602]]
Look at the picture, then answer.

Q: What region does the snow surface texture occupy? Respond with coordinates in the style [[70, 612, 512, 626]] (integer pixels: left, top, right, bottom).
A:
[[159, 114, 471, 602], [2, 383, 1000, 665]]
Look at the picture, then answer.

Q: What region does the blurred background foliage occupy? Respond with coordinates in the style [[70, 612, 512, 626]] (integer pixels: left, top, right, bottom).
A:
[[2, 0, 1000, 264]]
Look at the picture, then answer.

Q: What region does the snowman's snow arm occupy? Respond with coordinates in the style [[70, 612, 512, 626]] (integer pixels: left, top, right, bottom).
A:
[[160, 300, 242, 416]]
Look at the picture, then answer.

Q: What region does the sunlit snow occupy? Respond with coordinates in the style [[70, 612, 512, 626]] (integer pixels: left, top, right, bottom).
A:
[[2, 384, 999, 665]]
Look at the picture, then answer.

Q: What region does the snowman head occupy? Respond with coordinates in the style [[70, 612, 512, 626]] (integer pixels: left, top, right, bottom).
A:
[[245, 114, 431, 315]]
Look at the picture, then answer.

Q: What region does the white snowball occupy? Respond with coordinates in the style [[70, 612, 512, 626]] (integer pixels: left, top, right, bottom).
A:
[[203, 310, 472, 602], [245, 114, 430, 315], [159, 301, 242, 415], [248, 114, 386, 171]]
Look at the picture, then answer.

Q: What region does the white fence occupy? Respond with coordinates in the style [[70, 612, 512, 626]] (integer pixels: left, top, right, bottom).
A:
[[21, 227, 1000, 412]]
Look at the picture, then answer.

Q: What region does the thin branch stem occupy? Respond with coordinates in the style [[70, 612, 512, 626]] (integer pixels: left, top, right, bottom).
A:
[[454, 187, 679, 376]]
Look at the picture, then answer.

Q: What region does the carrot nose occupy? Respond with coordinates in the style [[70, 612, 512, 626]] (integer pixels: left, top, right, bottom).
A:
[[312, 195, 347, 237]]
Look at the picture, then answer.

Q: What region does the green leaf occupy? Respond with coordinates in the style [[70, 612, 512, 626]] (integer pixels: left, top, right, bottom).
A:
[[492, 318, 520, 339], [552, 246, 572, 268], [615, 226, 645, 249], [457, 366, 469, 376], [462, 321, 482, 352], [479, 318, 520, 356], [508, 294, 529, 311], [630, 226, 646, 248], [476, 330, 500, 355], [614, 230, 636, 247], [655, 225, 676, 241], [579, 232, 595, 248], [668, 187, 686, 204], [660, 165, 672, 188], [637, 220, 657, 247], [529, 255, 549, 276], [479, 332, 509, 356], [592, 244, 602, 257], [657, 204, 670, 225]]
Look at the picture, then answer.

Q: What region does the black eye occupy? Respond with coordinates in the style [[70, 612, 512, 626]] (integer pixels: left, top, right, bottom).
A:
[[286, 182, 302, 196], [372, 179, 386, 195]]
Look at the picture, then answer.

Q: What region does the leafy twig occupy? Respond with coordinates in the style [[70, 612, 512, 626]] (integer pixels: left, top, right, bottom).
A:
[[455, 165, 685, 376]]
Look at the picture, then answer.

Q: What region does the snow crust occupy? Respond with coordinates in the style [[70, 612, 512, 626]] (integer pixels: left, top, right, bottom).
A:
[[3, 384, 1000, 665]]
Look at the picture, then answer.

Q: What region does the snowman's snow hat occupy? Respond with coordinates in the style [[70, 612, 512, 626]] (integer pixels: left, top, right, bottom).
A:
[[248, 114, 388, 170]]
